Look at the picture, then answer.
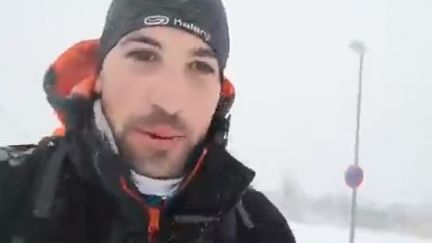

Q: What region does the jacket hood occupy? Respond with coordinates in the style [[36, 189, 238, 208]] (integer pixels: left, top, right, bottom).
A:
[[43, 39, 100, 135]]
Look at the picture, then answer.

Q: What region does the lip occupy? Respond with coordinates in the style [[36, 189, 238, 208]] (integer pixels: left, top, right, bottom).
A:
[[135, 125, 185, 139], [132, 125, 186, 150]]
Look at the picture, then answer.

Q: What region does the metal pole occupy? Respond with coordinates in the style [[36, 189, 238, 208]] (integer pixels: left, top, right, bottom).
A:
[[349, 53, 364, 243], [349, 188, 358, 243], [354, 54, 364, 166]]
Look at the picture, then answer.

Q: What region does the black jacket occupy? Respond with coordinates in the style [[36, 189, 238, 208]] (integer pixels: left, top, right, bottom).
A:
[[0, 130, 295, 243]]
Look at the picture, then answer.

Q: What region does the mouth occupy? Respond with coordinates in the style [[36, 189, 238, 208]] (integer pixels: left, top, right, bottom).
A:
[[135, 125, 186, 142], [142, 131, 185, 140]]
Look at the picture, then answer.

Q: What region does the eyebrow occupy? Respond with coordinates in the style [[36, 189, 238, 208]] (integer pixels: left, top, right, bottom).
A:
[[191, 47, 217, 60], [120, 33, 217, 60], [120, 34, 162, 49]]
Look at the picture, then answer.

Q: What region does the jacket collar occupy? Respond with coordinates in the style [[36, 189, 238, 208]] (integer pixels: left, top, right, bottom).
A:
[[76, 136, 256, 216], [64, 99, 255, 220]]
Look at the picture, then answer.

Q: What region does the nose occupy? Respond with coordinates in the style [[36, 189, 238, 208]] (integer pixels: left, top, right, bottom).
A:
[[145, 68, 188, 115]]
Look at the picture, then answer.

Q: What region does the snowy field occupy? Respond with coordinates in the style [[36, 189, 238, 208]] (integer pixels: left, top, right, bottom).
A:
[[291, 223, 431, 243]]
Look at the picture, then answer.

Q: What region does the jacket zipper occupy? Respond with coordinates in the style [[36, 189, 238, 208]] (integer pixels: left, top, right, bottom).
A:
[[120, 177, 162, 243], [147, 207, 161, 243], [118, 147, 208, 243]]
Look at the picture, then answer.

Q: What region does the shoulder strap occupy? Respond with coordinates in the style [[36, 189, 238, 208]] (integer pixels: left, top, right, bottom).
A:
[[215, 198, 256, 243], [32, 138, 69, 218], [214, 204, 237, 243], [235, 198, 255, 230]]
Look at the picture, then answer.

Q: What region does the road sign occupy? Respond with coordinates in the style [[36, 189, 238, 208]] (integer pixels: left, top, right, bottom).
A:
[[345, 165, 364, 189]]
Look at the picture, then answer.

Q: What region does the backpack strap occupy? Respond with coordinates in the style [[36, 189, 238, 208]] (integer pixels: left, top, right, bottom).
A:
[[32, 138, 69, 218], [215, 205, 237, 243], [235, 198, 255, 230], [215, 198, 256, 243]]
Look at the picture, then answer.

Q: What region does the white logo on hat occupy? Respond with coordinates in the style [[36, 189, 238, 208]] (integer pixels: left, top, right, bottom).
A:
[[173, 18, 211, 41], [144, 15, 170, 26]]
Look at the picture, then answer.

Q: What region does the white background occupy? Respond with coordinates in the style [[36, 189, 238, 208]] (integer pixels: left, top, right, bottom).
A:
[[0, 0, 431, 234]]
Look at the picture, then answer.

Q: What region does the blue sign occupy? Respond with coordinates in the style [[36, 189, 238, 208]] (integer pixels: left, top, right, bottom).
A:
[[345, 165, 364, 189]]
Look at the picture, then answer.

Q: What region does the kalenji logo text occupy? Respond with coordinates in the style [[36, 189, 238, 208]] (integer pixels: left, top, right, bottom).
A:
[[173, 18, 211, 41], [143, 15, 211, 42]]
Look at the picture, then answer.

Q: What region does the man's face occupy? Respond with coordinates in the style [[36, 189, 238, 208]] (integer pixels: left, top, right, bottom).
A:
[[96, 27, 221, 178]]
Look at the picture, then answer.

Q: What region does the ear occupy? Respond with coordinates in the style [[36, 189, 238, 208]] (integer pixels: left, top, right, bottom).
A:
[[215, 77, 235, 118], [221, 77, 235, 98], [95, 75, 103, 94]]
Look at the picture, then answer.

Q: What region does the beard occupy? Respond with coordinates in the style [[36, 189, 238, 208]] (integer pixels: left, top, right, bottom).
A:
[[112, 106, 206, 179], [117, 129, 200, 179]]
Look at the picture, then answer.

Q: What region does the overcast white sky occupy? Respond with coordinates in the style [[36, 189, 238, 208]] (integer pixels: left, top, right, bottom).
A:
[[0, 0, 431, 206]]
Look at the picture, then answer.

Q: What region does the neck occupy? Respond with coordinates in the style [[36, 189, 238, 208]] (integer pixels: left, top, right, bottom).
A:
[[130, 170, 183, 198]]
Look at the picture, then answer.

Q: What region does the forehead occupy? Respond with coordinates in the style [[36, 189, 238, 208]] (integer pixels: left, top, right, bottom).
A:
[[119, 27, 213, 51]]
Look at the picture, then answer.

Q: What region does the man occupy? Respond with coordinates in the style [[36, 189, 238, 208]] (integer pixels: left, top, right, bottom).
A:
[[0, 0, 296, 242]]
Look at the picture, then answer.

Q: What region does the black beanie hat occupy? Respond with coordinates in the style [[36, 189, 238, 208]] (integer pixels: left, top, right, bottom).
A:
[[99, 0, 230, 69]]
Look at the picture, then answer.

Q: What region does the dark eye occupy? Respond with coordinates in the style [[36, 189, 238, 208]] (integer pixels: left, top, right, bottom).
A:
[[189, 61, 216, 75], [126, 50, 159, 62]]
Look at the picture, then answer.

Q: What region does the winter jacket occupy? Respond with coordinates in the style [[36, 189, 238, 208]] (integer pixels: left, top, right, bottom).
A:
[[0, 130, 296, 243]]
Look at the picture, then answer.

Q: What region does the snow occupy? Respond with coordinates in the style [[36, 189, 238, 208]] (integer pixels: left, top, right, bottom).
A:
[[291, 223, 431, 243]]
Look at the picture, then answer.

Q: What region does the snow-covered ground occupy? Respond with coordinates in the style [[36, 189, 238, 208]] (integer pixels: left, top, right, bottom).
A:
[[291, 223, 431, 243]]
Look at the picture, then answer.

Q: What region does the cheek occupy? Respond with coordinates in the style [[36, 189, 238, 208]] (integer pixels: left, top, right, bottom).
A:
[[185, 84, 221, 137], [100, 68, 152, 134]]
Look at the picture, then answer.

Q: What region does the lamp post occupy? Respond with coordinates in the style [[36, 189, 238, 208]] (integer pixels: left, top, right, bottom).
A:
[[345, 41, 367, 243]]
